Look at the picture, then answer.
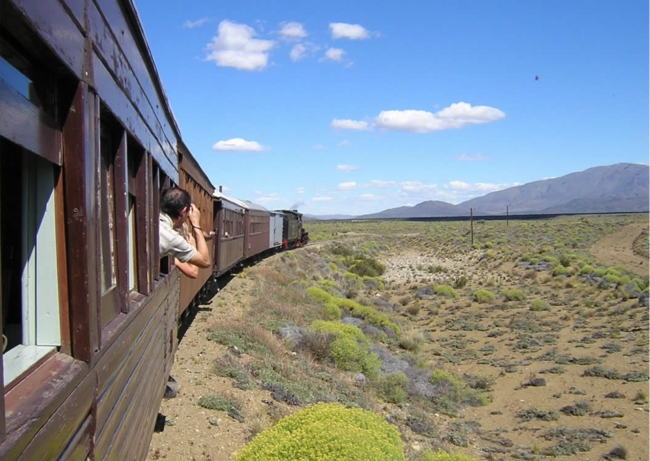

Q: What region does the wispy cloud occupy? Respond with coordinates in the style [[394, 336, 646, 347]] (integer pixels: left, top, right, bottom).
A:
[[336, 164, 359, 173], [313, 196, 332, 202], [332, 102, 505, 133], [212, 138, 267, 152], [367, 180, 397, 188], [296, 187, 305, 194], [183, 17, 210, 29], [329, 23, 370, 40], [313, 144, 326, 149], [336, 140, 351, 147], [279, 22, 307, 40], [290, 42, 319, 61], [205, 21, 275, 71], [323, 47, 345, 62], [331, 119, 370, 131], [338, 182, 357, 191], [456, 153, 489, 161]]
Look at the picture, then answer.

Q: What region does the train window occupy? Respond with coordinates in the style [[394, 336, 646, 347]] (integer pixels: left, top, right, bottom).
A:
[[126, 137, 144, 293], [98, 112, 122, 328], [0, 139, 61, 385]]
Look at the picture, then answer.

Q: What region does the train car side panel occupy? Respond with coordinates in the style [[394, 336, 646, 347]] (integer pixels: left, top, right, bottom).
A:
[[243, 202, 271, 260]]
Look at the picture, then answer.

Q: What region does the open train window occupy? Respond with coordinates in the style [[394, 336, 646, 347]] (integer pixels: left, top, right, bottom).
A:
[[0, 138, 61, 385]]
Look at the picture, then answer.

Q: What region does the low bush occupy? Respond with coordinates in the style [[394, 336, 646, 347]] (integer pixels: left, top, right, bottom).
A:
[[530, 299, 550, 311], [412, 450, 478, 461], [310, 321, 381, 378], [307, 286, 333, 304], [502, 289, 526, 301], [234, 403, 405, 461], [322, 302, 342, 320], [374, 372, 408, 404], [552, 266, 569, 276], [474, 289, 496, 303], [330, 297, 401, 335], [435, 285, 459, 298]]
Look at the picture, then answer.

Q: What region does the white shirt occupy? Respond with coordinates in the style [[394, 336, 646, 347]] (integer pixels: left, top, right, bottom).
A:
[[159, 213, 196, 262]]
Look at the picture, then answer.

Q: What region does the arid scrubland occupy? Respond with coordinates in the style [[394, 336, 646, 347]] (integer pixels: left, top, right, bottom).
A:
[[150, 214, 648, 461]]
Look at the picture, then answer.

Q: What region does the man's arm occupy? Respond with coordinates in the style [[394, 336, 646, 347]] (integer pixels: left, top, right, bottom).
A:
[[187, 204, 212, 268], [175, 258, 199, 278]]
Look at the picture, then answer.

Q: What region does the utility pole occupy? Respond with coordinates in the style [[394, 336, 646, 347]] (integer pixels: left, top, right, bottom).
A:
[[470, 207, 474, 247]]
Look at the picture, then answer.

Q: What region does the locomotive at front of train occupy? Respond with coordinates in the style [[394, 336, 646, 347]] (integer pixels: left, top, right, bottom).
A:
[[0, 0, 189, 459]]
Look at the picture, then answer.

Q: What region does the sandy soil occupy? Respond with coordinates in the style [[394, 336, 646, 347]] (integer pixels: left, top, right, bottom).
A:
[[149, 223, 649, 461]]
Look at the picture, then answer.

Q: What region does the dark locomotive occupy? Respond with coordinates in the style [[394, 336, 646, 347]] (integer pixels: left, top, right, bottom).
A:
[[0, 1, 307, 459]]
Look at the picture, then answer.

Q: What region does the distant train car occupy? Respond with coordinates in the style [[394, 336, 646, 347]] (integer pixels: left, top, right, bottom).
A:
[[269, 211, 284, 251], [213, 191, 247, 277], [243, 201, 271, 260], [278, 209, 309, 249], [177, 141, 215, 316]]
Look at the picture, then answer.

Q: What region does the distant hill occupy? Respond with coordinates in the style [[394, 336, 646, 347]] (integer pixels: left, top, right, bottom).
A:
[[354, 163, 649, 219], [303, 214, 355, 221]]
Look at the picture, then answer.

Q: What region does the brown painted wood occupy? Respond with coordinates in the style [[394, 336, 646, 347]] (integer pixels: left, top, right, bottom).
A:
[[178, 144, 214, 195], [135, 152, 150, 295], [55, 416, 92, 461], [55, 165, 72, 356], [114, 131, 129, 312], [10, 0, 85, 77], [62, 82, 94, 362], [152, 162, 162, 280], [15, 370, 94, 461], [0, 78, 62, 165], [1, 355, 87, 460], [86, 3, 178, 182]]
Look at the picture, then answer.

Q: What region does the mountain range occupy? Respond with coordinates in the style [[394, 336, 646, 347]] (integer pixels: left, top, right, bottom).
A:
[[306, 163, 649, 220]]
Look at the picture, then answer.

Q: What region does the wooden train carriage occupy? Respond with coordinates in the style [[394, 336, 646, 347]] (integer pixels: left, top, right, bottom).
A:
[[0, 0, 183, 459], [213, 191, 246, 277], [243, 201, 271, 260], [177, 141, 215, 316]]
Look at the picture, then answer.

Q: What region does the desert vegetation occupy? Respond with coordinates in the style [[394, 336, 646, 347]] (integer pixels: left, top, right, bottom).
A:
[[149, 214, 648, 460]]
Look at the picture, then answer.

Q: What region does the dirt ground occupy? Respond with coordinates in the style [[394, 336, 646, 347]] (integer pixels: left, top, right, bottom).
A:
[[148, 222, 649, 461]]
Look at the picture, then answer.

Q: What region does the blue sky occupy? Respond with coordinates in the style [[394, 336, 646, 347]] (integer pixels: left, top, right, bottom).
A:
[[134, 0, 648, 216]]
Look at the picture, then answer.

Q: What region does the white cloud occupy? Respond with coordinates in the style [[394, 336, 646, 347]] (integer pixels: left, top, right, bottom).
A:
[[313, 196, 332, 202], [330, 23, 370, 40], [205, 21, 275, 71], [456, 153, 489, 161], [183, 18, 210, 29], [331, 119, 369, 131], [313, 144, 326, 149], [360, 194, 382, 200], [338, 182, 357, 191], [290, 42, 319, 61], [336, 140, 351, 147], [336, 164, 359, 173], [255, 195, 281, 204], [296, 187, 305, 194], [212, 138, 266, 152], [400, 181, 438, 193], [367, 180, 397, 188], [279, 22, 307, 40], [447, 180, 470, 190], [324, 47, 345, 62], [376, 102, 505, 133]]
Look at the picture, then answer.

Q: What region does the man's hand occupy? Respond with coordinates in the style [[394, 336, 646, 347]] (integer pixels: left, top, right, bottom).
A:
[[188, 203, 202, 227]]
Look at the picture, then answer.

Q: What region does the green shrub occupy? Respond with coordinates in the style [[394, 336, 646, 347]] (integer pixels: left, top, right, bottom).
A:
[[530, 299, 550, 311], [310, 321, 381, 378], [543, 256, 559, 265], [307, 286, 333, 304], [474, 289, 496, 303], [328, 262, 339, 272], [349, 258, 386, 278], [322, 302, 342, 320], [434, 284, 459, 298], [453, 275, 468, 289], [484, 250, 495, 259], [374, 372, 408, 404], [331, 297, 401, 335], [363, 276, 385, 290], [234, 403, 405, 461], [552, 266, 569, 276], [429, 369, 490, 407], [412, 450, 478, 461], [521, 252, 533, 262], [579, 265, 594, 275], [502, 289, 526, 301], [604, 273, 619, 284], [593, 267, 607, 277]]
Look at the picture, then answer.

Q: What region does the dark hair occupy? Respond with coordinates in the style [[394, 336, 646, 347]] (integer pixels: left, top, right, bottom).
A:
[[160, 187, 191, 219]]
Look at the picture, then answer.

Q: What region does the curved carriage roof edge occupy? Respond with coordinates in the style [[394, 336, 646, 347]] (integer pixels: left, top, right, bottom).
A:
[[213, 191, 249, 210], [177, 139, 215, 193], [125, 0, 182, 148], [242, 200, 270, 212]]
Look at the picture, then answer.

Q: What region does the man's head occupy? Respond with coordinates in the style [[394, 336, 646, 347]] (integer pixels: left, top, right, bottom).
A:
[[161, 187, 192, 223]]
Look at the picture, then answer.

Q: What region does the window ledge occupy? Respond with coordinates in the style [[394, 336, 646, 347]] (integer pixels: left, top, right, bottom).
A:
[[3, 345, 56, 386]]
